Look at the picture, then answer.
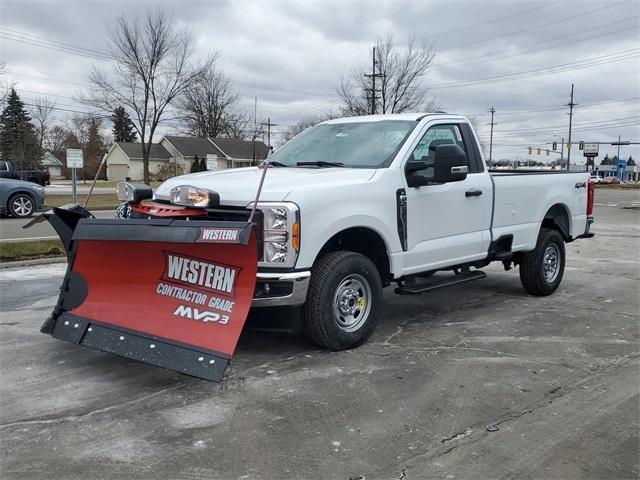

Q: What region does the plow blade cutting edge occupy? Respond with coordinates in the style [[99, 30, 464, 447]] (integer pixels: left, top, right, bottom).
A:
[[41, 206, 258, 382]]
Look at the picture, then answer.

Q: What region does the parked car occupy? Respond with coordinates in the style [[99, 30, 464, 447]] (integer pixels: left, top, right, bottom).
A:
[[0, 160, 50, 186], [0, 177, 46, 217], [589, 174, 602, 184]]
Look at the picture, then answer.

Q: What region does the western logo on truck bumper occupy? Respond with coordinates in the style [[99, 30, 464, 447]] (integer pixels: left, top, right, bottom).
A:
[[198, 227, 242, 244]]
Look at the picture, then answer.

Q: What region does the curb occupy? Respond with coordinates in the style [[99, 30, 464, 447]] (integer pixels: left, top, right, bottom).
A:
[[0, 256, 66, 269]]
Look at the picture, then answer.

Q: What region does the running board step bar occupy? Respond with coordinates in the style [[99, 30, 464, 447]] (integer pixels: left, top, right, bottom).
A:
[[395, 270, 487, 295]]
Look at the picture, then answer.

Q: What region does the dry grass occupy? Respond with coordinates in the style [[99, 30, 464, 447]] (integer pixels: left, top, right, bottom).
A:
[[0, 239, 65, 262]]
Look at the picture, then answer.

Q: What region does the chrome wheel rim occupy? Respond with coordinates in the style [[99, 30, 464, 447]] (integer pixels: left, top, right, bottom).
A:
[[333, 273, 372, 333], [543, 244, 560, 283], [12, 196, 33, 216]]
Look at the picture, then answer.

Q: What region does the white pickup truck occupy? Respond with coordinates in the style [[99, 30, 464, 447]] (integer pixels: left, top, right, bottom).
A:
[[148, 113, 595, 350]]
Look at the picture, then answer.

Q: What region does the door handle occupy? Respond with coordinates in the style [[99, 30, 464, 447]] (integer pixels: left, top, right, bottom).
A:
[[465, 189, 483, 197]]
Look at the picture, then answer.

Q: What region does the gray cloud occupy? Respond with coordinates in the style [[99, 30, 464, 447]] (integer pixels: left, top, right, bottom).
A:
[[1, 0, 638, 160]]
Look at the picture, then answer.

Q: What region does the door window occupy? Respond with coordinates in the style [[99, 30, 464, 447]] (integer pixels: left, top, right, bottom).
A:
[[407, 124, 468, 180]]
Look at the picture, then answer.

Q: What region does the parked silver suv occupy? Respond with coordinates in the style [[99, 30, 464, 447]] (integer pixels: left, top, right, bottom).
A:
[[0, 178, 46, 218]]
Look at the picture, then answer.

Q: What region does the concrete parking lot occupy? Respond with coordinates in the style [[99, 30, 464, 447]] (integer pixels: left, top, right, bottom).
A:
[[0, 189, 638, 480]]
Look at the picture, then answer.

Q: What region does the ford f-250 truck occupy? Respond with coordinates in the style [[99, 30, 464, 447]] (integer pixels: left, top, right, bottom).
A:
[[40, 113, 594, 381]]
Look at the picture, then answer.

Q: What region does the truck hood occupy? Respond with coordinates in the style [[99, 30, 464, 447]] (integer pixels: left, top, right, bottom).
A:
[[154, 167, 377, 206]]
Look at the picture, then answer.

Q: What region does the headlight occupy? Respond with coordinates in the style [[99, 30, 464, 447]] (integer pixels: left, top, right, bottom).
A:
[[253, 202, 300, 267], [116, 182, 152, 202], [170, 185, 218, 208]]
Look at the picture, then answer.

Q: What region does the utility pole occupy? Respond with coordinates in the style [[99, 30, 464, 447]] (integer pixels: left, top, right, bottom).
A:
[[364, 46, 383, 114], [617, 134, 621, 159], [566, 83, 577, 170], [488, 106, 496, 164], [260, 117, 278, 152], [252, 97, 257, 166]]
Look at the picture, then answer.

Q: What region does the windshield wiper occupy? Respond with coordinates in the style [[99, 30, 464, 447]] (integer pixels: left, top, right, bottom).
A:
[[296, 161, 345, 168], [266, 161, 289, 167]]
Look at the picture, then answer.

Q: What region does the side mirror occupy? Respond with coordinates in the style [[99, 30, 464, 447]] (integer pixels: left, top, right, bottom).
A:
[[433, 145, 469, 183], [406, 160, 428, 173]]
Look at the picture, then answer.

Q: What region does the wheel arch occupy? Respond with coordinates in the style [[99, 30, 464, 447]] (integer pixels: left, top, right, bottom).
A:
[[541, 203, 571, 241], [315, 226, 392, 286]]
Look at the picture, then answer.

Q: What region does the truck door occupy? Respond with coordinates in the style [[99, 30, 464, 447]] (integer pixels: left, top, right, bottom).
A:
[[402, 122, 492, 275]]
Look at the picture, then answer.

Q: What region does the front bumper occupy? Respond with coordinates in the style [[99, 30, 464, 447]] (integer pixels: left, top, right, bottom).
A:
[[252, 271, 310, 307]]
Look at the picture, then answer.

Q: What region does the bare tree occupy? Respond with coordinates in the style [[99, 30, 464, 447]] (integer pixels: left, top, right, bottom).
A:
[[178, 58, 238, 138], [30, 97, 57, 151], [0, 62, 12, 108], [222, 111, 253, 140], [82, 8, 214, 183], [45, 125, 73, 152], [337, 34, 441, 116], [280, 111, 339, 144]]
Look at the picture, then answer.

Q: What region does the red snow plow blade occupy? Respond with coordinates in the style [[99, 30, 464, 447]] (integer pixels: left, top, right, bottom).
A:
[[41, 205, 258, 382]]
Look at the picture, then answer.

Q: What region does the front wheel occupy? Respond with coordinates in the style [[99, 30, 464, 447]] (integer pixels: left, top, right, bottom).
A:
[[519, 228, 566, 296], [8, 193, 35, 218], [303, 251, 382, 350]]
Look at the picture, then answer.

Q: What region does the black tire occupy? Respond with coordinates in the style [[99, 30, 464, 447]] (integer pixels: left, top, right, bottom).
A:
[[519, 228, 565, 296], [303, 251, 383, 350], [8, 193, 35, 218]]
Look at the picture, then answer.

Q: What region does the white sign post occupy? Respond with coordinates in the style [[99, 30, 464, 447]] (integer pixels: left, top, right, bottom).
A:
[[206, 154, 218, 171], [66, 148, 84, 204]]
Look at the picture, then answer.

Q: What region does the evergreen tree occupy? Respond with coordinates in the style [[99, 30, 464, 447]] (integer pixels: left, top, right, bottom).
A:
[[0, 88, 41, 169], [85, 118, 105, 178], [111, 106, 137, 142], [191, 155, 201, 173], [199, 157, 207, 171]]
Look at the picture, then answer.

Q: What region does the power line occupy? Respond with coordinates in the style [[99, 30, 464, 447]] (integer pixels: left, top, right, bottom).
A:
[[478, 98, 640, 117], [428, 48, 640, 89], [411, 0, 566, 42], [435, 15, 639, 69], [434, 0, 634, 54]]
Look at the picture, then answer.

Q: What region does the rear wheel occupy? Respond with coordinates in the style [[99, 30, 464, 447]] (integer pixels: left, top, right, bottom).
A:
[[519, 228, 565, 296], [303, 251, 382, 350], [8, 193, 35, 218]]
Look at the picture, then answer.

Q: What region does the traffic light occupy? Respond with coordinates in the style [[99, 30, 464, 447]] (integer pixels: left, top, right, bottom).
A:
[[537, 147, 541, 155], [528, 146, 532, 155], [579, 141, 584, 150], [552, 141, 557, 150]]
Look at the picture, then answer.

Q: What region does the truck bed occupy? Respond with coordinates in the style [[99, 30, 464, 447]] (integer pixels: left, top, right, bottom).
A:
[[489, 170, 589, 252]]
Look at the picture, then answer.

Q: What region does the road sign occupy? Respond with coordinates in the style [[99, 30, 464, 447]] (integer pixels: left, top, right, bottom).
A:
[[583, 143, 599, 157], [206, 154, 218, 171], [66, 149, 84, 169]]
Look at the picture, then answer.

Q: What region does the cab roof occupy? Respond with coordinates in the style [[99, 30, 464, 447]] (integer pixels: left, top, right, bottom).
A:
[[321, 112, 469, 124]]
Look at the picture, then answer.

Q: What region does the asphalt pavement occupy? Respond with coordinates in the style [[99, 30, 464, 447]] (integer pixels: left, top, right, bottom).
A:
[[0, 210, 116, 242], [0, 189, 638, 479]]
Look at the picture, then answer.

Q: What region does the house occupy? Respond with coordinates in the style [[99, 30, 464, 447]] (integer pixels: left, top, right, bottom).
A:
[[41, 150, 63, 178], [161, 136, 269, 171], [161, 136, 223, 172], [208, 137, 269, 169], [104, 136, 269, 181], [105, 142, 172, 181]]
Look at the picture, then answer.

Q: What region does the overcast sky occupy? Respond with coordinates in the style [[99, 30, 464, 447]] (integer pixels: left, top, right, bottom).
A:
[[1, 0, 639, 163]]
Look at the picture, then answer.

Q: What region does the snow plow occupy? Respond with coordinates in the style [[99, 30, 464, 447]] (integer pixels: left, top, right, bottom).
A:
[[40, 182, 263, 382]]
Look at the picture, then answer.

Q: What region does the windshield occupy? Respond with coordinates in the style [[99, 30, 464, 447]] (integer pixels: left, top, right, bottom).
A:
[[270, 120, 417, 168]]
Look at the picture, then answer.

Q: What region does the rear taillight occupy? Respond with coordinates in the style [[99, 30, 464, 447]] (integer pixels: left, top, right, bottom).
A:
[[587, 179, 595, 215]]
